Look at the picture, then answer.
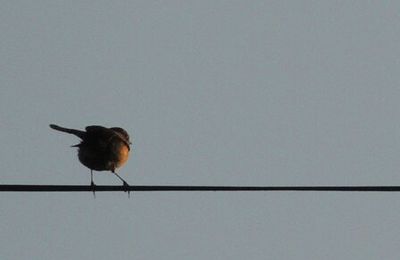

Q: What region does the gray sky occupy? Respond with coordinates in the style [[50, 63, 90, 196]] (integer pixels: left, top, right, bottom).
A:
[[1, 1, 400, 259]]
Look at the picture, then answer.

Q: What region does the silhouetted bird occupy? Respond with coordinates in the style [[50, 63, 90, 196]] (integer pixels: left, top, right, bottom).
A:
[[49, 124, 131, 191]]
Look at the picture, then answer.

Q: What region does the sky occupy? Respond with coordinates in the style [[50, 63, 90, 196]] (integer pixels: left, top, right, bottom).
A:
[[1, 1, 400, 259]]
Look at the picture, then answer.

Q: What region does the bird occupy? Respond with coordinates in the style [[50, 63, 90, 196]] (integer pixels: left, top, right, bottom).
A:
[[49, 124, 131, 193]]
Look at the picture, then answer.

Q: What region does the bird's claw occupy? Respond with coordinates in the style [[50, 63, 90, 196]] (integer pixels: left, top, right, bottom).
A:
[[91, 182, 96, 198], [122, 181, 131, 198]]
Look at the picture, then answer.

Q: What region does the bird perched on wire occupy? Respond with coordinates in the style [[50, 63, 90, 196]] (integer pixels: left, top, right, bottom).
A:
[[49, 124, 131, 193]]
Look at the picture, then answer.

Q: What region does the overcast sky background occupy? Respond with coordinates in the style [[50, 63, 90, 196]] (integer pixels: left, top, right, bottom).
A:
[[1, 1, 400, 259]]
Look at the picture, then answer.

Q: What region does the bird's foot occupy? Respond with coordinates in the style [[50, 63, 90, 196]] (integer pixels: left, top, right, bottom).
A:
[[91, 181, 96, 198], [122, 181, 131, 198]]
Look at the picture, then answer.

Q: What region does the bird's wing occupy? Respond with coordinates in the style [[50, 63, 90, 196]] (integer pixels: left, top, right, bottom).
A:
[[85, 125, 109, 133], [84, 125, 115, 150]]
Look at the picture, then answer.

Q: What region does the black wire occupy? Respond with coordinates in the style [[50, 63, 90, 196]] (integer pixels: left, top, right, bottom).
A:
[[1, 184, 400, 192]]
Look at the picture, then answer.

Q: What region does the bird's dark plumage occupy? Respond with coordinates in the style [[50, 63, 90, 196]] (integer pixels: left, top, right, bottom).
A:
[[49, 124, 131, 186]]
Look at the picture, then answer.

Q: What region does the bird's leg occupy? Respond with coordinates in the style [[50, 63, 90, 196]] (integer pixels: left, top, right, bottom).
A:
[[90, 170, 96, 198], [112, 171, 131, 197]]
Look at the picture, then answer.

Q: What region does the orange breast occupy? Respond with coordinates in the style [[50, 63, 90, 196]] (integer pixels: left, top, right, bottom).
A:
[[116, 144, 130, 168]]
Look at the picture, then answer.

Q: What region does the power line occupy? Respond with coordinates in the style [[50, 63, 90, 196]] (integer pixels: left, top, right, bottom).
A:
[[1, 184, 400, 192]]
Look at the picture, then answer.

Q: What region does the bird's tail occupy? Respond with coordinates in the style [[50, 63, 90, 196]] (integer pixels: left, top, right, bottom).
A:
[[49, 124, 86, 139]]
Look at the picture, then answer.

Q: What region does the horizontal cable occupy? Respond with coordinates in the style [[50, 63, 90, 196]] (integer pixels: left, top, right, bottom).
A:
[[1, 185, 400, 192]]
